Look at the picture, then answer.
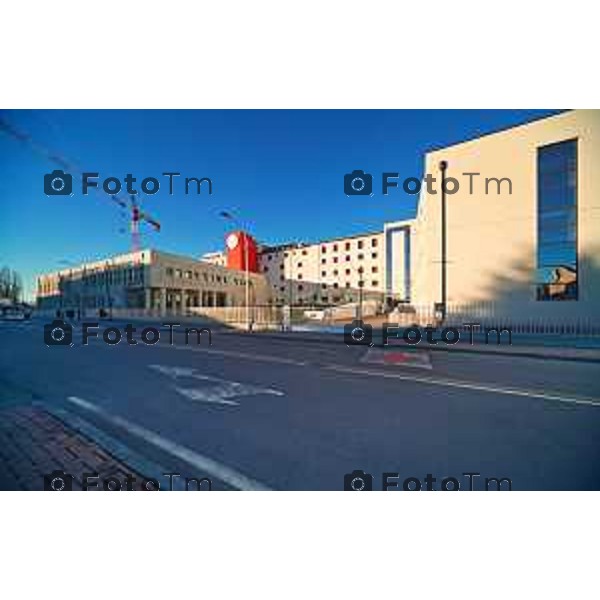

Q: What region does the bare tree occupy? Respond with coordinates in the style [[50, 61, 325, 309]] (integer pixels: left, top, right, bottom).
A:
[[0, 266, 23, 302]]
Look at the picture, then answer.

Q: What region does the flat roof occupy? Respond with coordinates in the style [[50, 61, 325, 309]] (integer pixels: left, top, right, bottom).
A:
[[260, 230, 384, 253], [424, 109, 570, 155]]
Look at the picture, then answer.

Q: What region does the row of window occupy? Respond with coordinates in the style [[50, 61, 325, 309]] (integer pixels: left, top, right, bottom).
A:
[[164, 266, 247, 287], [262, 238, 380, 262], [262, 252, 379, 275], [273, 281, 379, 292], [321, 266, 378, 277], [322, 252, 378, 264], [321, 238, 379, 252], [38, 267, 143, 294]]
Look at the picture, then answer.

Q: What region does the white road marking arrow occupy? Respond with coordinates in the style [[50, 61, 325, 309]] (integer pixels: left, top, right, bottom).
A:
[[148, 364, 284, 407]]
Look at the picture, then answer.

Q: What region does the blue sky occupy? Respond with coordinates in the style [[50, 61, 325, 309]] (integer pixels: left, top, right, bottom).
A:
[[0, 109, 562, 299]]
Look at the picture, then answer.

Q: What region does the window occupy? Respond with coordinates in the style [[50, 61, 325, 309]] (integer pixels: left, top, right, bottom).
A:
[[536, 139, 578, 301], [333, 282, 339, 289], [321, 258, 326, 264], [263, 266, 269, 272], [345, 255, 350, 262], [298, 274, 303, 280], [358, 253, 364, 260], [333, 257, 338, 264], [280, 275, 285, 281], [321, 246, 327, 253], [166, 267, 174, 277], [185, 270, 192, 279], [372, 266, 378, 273], [372, 280, 379, 287], [372, 238, 378, 247], [297, 262, 303, 268], [321, 283, 327, 289], [345, 242, 350, 250], [298, 284, 303, 291], [333, 269, 339, 276], [345, 268, 351, 275], [358, 240, 364, 249], [371, 252, 378, 259], [333, 244, 338, 252], [268, 254, 273, 261], [302, 250, 307, 256], [345, 282, 351, 288], [321, 271, 326, 277], [175, 269, 182, 278]]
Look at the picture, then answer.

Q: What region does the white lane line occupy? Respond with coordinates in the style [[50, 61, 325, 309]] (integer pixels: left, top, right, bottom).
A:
[[139, 341, 309, 366], [324, 365, 600, 407], [66, 396, 272, 490], [137, 339, 599, 408]]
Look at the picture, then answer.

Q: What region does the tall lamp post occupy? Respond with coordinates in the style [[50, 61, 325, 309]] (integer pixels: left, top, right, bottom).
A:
[[358, 266, 364, 321], [439, 160, 448, 323], [220, 211, 251, 331]]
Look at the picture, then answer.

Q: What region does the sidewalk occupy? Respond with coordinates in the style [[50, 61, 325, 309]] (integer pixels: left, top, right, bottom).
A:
[[0, 404, 147, 491]]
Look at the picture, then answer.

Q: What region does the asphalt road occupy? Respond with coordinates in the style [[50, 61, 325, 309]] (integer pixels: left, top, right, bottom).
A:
[[1, 316, 599, 490]]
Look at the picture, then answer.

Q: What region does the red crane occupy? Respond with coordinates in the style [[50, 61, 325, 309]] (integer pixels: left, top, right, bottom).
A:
[[110, 193, 161, 253]]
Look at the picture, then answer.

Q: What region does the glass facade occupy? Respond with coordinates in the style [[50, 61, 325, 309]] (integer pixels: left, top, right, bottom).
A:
[[536, 139, 578, 301]]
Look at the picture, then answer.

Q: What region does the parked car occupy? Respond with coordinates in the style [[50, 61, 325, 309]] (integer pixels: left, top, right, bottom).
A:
[[0, 303, 33, 321]]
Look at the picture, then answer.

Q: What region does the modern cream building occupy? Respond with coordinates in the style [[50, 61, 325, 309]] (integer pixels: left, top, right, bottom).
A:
[[259, 232, 386, 306], [203, 232, 389, 306], [407, 109, 600, 327], [37, 249, 271, 316]]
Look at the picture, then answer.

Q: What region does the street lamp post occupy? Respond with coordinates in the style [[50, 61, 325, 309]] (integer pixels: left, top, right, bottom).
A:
[[439, 160, 448, 323], [358, 266, 364, 321]]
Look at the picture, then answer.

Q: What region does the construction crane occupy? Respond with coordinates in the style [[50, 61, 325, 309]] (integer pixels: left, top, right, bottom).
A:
[[110, 194, 161, 253], [0, 114, 161, 253]]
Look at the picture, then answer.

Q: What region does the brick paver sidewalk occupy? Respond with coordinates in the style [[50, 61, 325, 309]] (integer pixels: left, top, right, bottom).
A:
[[0, 404, 147, 491]]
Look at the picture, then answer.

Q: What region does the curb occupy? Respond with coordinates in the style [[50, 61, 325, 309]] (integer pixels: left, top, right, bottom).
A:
[[230, 331, 600, 364]]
